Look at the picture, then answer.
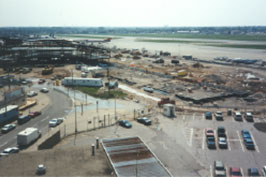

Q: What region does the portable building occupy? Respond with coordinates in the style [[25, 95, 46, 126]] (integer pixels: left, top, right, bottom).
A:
[[163, 104, 175, 117], [63, 77, 103, 87]]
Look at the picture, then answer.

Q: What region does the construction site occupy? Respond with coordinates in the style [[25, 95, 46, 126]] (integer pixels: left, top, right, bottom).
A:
[[1, 35, 266, 177]]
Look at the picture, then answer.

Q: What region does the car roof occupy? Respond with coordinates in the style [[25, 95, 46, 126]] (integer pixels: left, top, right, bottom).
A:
[[246, 112, 252, 115], [249, 168, 258, 172], [231, 167, 240, 172], [235, 112, 241, 115], [215, 160, 223, 166]]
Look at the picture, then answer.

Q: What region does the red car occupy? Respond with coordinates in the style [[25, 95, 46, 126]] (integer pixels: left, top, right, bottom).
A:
[[230, 167, 242, 177], [205, 128, 215, 137], [38, 79, 45, 84], [28, 111, 42, 118]]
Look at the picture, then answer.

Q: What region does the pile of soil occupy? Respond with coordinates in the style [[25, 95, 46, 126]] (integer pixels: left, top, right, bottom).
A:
[[254, 122, 266, 133]]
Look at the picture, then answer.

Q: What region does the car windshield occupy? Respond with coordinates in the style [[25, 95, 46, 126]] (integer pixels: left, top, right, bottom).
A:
[[232, 171, 241, 176], [50, 119, 57, 123]]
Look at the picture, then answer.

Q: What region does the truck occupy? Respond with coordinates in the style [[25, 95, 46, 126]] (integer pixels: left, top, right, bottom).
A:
[[0, 105, 19, 126], [17, 127, 41, 147], [41, 65, 54, 75], [158, 97, 175, 107]]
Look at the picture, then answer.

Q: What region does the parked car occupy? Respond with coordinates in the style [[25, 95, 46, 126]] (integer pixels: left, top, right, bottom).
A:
[[245, 112, 254, 122], [0, 147, 19, 156], [28, 111, 42, 118], [57, 117, 65, 125], [49, 119, 59, 127], [136, 117, 152, 125], [241, 130, 251, 139], [27, 91, 38, 97], [36, 164, 46, 175], [1, 124, 16, 134], [205, 112, 212, 120], [119, 120, 132, 128], [262, 166, 266, 176], [38, 79, 46, 84], [244, 138, 255, 150], [40, 88, 49, 93], [215, 111, 223, 121], [218, 137, 228, 149], [205, 128, 215, 137], [206, 136, 216, 149], [214, 160, 226, 177], [248, 168, 260, 176], [230, 167, 242, 177], [217, 126, 226, 138], [234, 112, 242, 121]]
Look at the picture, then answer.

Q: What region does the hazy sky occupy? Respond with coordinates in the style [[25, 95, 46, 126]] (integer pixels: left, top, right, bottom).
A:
[[0, 0, 265, 27]]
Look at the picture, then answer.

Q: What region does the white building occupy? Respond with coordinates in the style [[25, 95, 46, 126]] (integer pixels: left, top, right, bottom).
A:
[[163, 104, 175, 118], [63, 77, 103, 87]]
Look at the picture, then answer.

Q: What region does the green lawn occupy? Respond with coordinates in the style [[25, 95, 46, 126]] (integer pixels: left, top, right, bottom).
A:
[[76, 87, 127, 99]]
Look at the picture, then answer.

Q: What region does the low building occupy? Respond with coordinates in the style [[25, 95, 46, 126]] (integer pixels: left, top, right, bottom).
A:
[[62, 77, 103, 87]]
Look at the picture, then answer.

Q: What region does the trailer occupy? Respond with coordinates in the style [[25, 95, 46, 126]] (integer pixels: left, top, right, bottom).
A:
[[17, 127, 41, 147], [0, 105, 19, 125], [62, 77, 103, 87]]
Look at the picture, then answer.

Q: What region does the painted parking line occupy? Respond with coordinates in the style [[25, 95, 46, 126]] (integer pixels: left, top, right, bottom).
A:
[[202, 114, 205, 120], [193, 113, 195, 120], [183, 115, 185, 120], [41, 116, 50, 122], [225, 131, 232, 151], [250, 133, 260, 153], [189, 128, 194, 147], [240, 168, 244, 177], [210, 165, 213, 177], [202, 129, 205, 150], [0, 141, 7, 148], [236, 130, 245, 152]]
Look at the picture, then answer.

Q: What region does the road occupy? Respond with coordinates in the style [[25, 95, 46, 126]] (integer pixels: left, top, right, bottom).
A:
[[0, 88, 72, 152]]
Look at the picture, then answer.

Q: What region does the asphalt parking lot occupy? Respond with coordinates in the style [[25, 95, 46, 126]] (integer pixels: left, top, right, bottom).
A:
[[177, 112, 266, 177]]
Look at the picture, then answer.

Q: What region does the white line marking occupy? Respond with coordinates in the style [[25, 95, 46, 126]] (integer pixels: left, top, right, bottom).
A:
[[0, 141, 8, 147], [189, 128, 194, 146], [202, 129, 205, 150], [202, 114, 205, 120], [237, 130, 245, 152], [240, 168, 244, 177], [232, 116, 235, 122], [183, 115, 185, 120], [250, 133, 260, 153], [193, 113, 195, 120], [226, 131, 232, 151], [210, 165, 213, 177], [41, 116, 50, 122]]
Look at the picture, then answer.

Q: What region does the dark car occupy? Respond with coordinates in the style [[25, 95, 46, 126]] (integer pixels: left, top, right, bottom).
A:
[[241, 130, 251, 139], [17, 115, 31, 125], [119, 120, 132, 128], [206, 136, 216, 149], [1, 124, 16, 134], [205, 112, 212, 120], [136, 117, 152, 125], [217, 126, 226, 138], [28, 111, 42, 118], [248, 168, 260, 176], [244, 138, 255, 150], [38, 79, 46, 84], [245, 112, 254, 122], [218, 137, 228, 149], [215, 111, 223, 121]]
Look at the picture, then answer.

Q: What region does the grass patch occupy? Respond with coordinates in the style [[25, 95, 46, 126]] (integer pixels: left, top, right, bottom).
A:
[[204, 44, 266, 50], [76, 87, 127, 99], [56, 34, 121, 40], [136, 38, 214, 44], [107, 33, 266, 41]]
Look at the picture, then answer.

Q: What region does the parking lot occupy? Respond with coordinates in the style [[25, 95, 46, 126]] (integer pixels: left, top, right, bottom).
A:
[[176, 112, 266, 176]]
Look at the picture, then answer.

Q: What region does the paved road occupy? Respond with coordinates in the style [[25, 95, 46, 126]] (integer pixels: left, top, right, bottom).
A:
[[0, 88, 72, 152]]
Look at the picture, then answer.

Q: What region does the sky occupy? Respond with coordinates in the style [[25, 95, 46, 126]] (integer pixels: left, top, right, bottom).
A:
[[0, 0, 266, 27]]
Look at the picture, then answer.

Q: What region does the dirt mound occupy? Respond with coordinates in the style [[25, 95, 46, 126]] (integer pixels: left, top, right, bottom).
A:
[[254, 122, 266, 133]]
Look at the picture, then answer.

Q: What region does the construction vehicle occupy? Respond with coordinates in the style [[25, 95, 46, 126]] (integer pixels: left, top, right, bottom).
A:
[[158, 97, 175, 107], [42, 65, 54, 75]]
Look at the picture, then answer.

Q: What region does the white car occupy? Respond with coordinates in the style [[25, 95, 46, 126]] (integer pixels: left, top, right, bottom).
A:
[[40, 88, 49, 93], [0, 147, 19, 156], [27, 91, 38, 97], [36, 164, 46, 175], [49, 119, 58, 127]]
